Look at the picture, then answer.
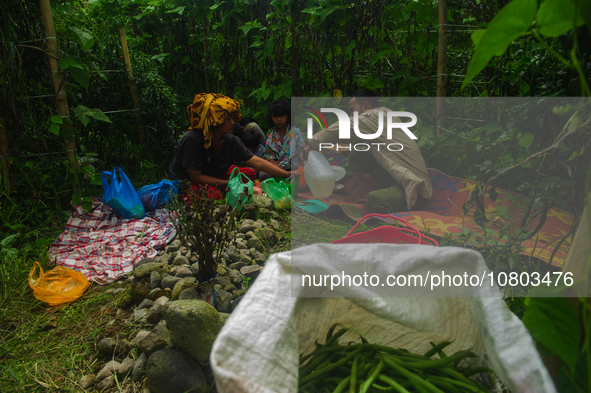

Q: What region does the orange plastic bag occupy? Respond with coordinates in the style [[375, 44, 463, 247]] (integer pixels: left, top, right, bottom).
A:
[[28, 262, 90, 306]]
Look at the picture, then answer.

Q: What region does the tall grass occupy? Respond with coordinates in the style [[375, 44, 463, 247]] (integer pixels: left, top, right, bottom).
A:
[[0, 232, 140, 392]]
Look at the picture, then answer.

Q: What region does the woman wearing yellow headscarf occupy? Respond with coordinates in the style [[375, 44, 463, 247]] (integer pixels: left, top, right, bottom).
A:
[[169, 93, 294, 198]]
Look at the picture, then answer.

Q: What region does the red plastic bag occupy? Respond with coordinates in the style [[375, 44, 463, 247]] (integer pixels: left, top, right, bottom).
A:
[[28, 262, 90, 306]]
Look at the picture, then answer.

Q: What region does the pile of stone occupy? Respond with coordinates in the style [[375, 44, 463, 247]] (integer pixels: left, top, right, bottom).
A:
[[80, 300, 226, 393], [80, 195, 285, 392]]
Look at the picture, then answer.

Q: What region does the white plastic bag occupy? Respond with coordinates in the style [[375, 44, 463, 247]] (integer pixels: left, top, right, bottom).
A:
[[211, 244, 556, 393]]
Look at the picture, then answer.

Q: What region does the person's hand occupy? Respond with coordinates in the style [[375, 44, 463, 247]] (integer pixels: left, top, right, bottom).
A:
[[302, 145, 312, 160], [289, 171, 300, 177]]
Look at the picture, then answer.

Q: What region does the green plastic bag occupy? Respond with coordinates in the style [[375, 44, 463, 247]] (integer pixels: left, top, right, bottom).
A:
[[261, 178, 292, 211], [226, 167, 253, 209]]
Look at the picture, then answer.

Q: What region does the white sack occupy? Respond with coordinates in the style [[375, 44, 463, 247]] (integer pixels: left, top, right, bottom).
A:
[[211, 244, 556, 393]]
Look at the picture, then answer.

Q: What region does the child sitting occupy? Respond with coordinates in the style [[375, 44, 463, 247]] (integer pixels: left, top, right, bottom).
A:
[[260, 99, 307, 180]]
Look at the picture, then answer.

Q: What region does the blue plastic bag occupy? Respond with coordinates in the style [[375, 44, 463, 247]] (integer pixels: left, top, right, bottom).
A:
[[137, 180, 181, 212], [102, 167, 145, 219]]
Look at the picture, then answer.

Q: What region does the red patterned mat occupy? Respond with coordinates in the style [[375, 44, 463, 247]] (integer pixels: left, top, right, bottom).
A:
[[296, 169, 573, 267]]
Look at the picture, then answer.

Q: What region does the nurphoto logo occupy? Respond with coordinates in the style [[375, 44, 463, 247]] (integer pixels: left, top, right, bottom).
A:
[[305, 108, 419, 152]]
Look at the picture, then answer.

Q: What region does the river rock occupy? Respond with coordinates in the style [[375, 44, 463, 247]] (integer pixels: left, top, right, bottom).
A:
[[165, 240, 182, 254], [255, 227, 278, 244], [79, 375, 95, 389], [229, 261, 246, 270], [247, 237, 263, 250], [235, 240, 248, 250], [254, 252, 266, 264], [131, 330, 151, 347], [148, 288, 166, 301], [214, 275, 231, 288], [96, 375, 116, 391], [214, 288, 232, 313], [228, 269, 243, 286], [134, 262, 170, 279], [239, 254, 252, 264], [146, 296, 169, 324], [96, 360, 120, 381], [252, 194, 274, 209], [97, 337, 117, 356], [241, 202, 258, 220], [146, 349, 207, 393], [135, 257, 157, 269], [161, 276, 182, 290], [238, 220, 257, 233], [175, 266, 193, 278], [137, 299, 154, 310], [225, 245, 240, 262], [132, 352, 148, 382], [240, 265, 262, 280], [171, 277, 199, 300], [172, 254, 189, 266], [138, 320, 174, 357], [119, 357, 136, 377], [150, 271, 162, 290], [162, 300, 221, 366]]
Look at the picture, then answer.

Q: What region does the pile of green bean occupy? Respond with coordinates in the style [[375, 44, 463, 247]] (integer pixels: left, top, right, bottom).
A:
[[298, 325, 494, 393]]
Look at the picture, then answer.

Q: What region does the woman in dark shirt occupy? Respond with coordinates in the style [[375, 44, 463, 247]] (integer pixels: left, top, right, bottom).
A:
[[169, 93, 294, 198]]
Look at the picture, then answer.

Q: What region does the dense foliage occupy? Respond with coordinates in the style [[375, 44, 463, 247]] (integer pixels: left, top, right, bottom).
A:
[[1, 0, 589, 238], [0, 1, 590, 392]]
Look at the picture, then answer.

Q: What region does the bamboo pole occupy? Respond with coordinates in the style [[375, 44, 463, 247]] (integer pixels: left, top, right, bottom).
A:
[[435, 0, 448, 138], [291, 1, 299, 95], [0, 116, 13, 193], [119, 28, 145, 145], [563, 191, 591, 297], [203, 21, 210, 93], [39, 0, 78, 171]]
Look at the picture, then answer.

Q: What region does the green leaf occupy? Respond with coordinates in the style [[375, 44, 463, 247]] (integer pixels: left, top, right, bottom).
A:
[[318, 5, 340, 21], [60, 127, 73, 142], [81, 201, 93, 212], [537, 0, 584, 37], [579, 0, 591, 35], [301, 6, 321, 16], [470, 29, 486, 47], [344, 40, 356, 58], [72, 192, 81, 207], [518, 132, 534, 149], [370, 50, 389, 66], [166, 6, 185, 15], [522, 298, 579, 372], [72, 106, 112, 127], [462, 0, 537, 89], [92, 174, 102, 186], [49, 123, 61, 136], [209, 2, 224, 11], [249, 39, 264, 48], [151, 53, 169, 63], [567, 146, 585, 161], [59, 58, 70, 70], [51, 115, 63, 125], [262, 42, 274, 58], [0, 233, 19, 247], [70, 27, 95, 52], [68, 66, 90, 89], [261, 89, 270, 101]]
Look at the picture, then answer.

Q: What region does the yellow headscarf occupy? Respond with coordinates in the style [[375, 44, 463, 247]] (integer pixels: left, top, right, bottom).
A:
[[187, 93, 242, 149]]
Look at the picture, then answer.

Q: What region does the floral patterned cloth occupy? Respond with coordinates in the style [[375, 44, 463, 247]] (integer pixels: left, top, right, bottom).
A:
[[263, 126, 306, 169]]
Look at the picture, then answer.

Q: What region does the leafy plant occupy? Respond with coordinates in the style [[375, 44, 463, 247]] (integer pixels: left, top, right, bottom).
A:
[[169, 185, 242, 282]]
